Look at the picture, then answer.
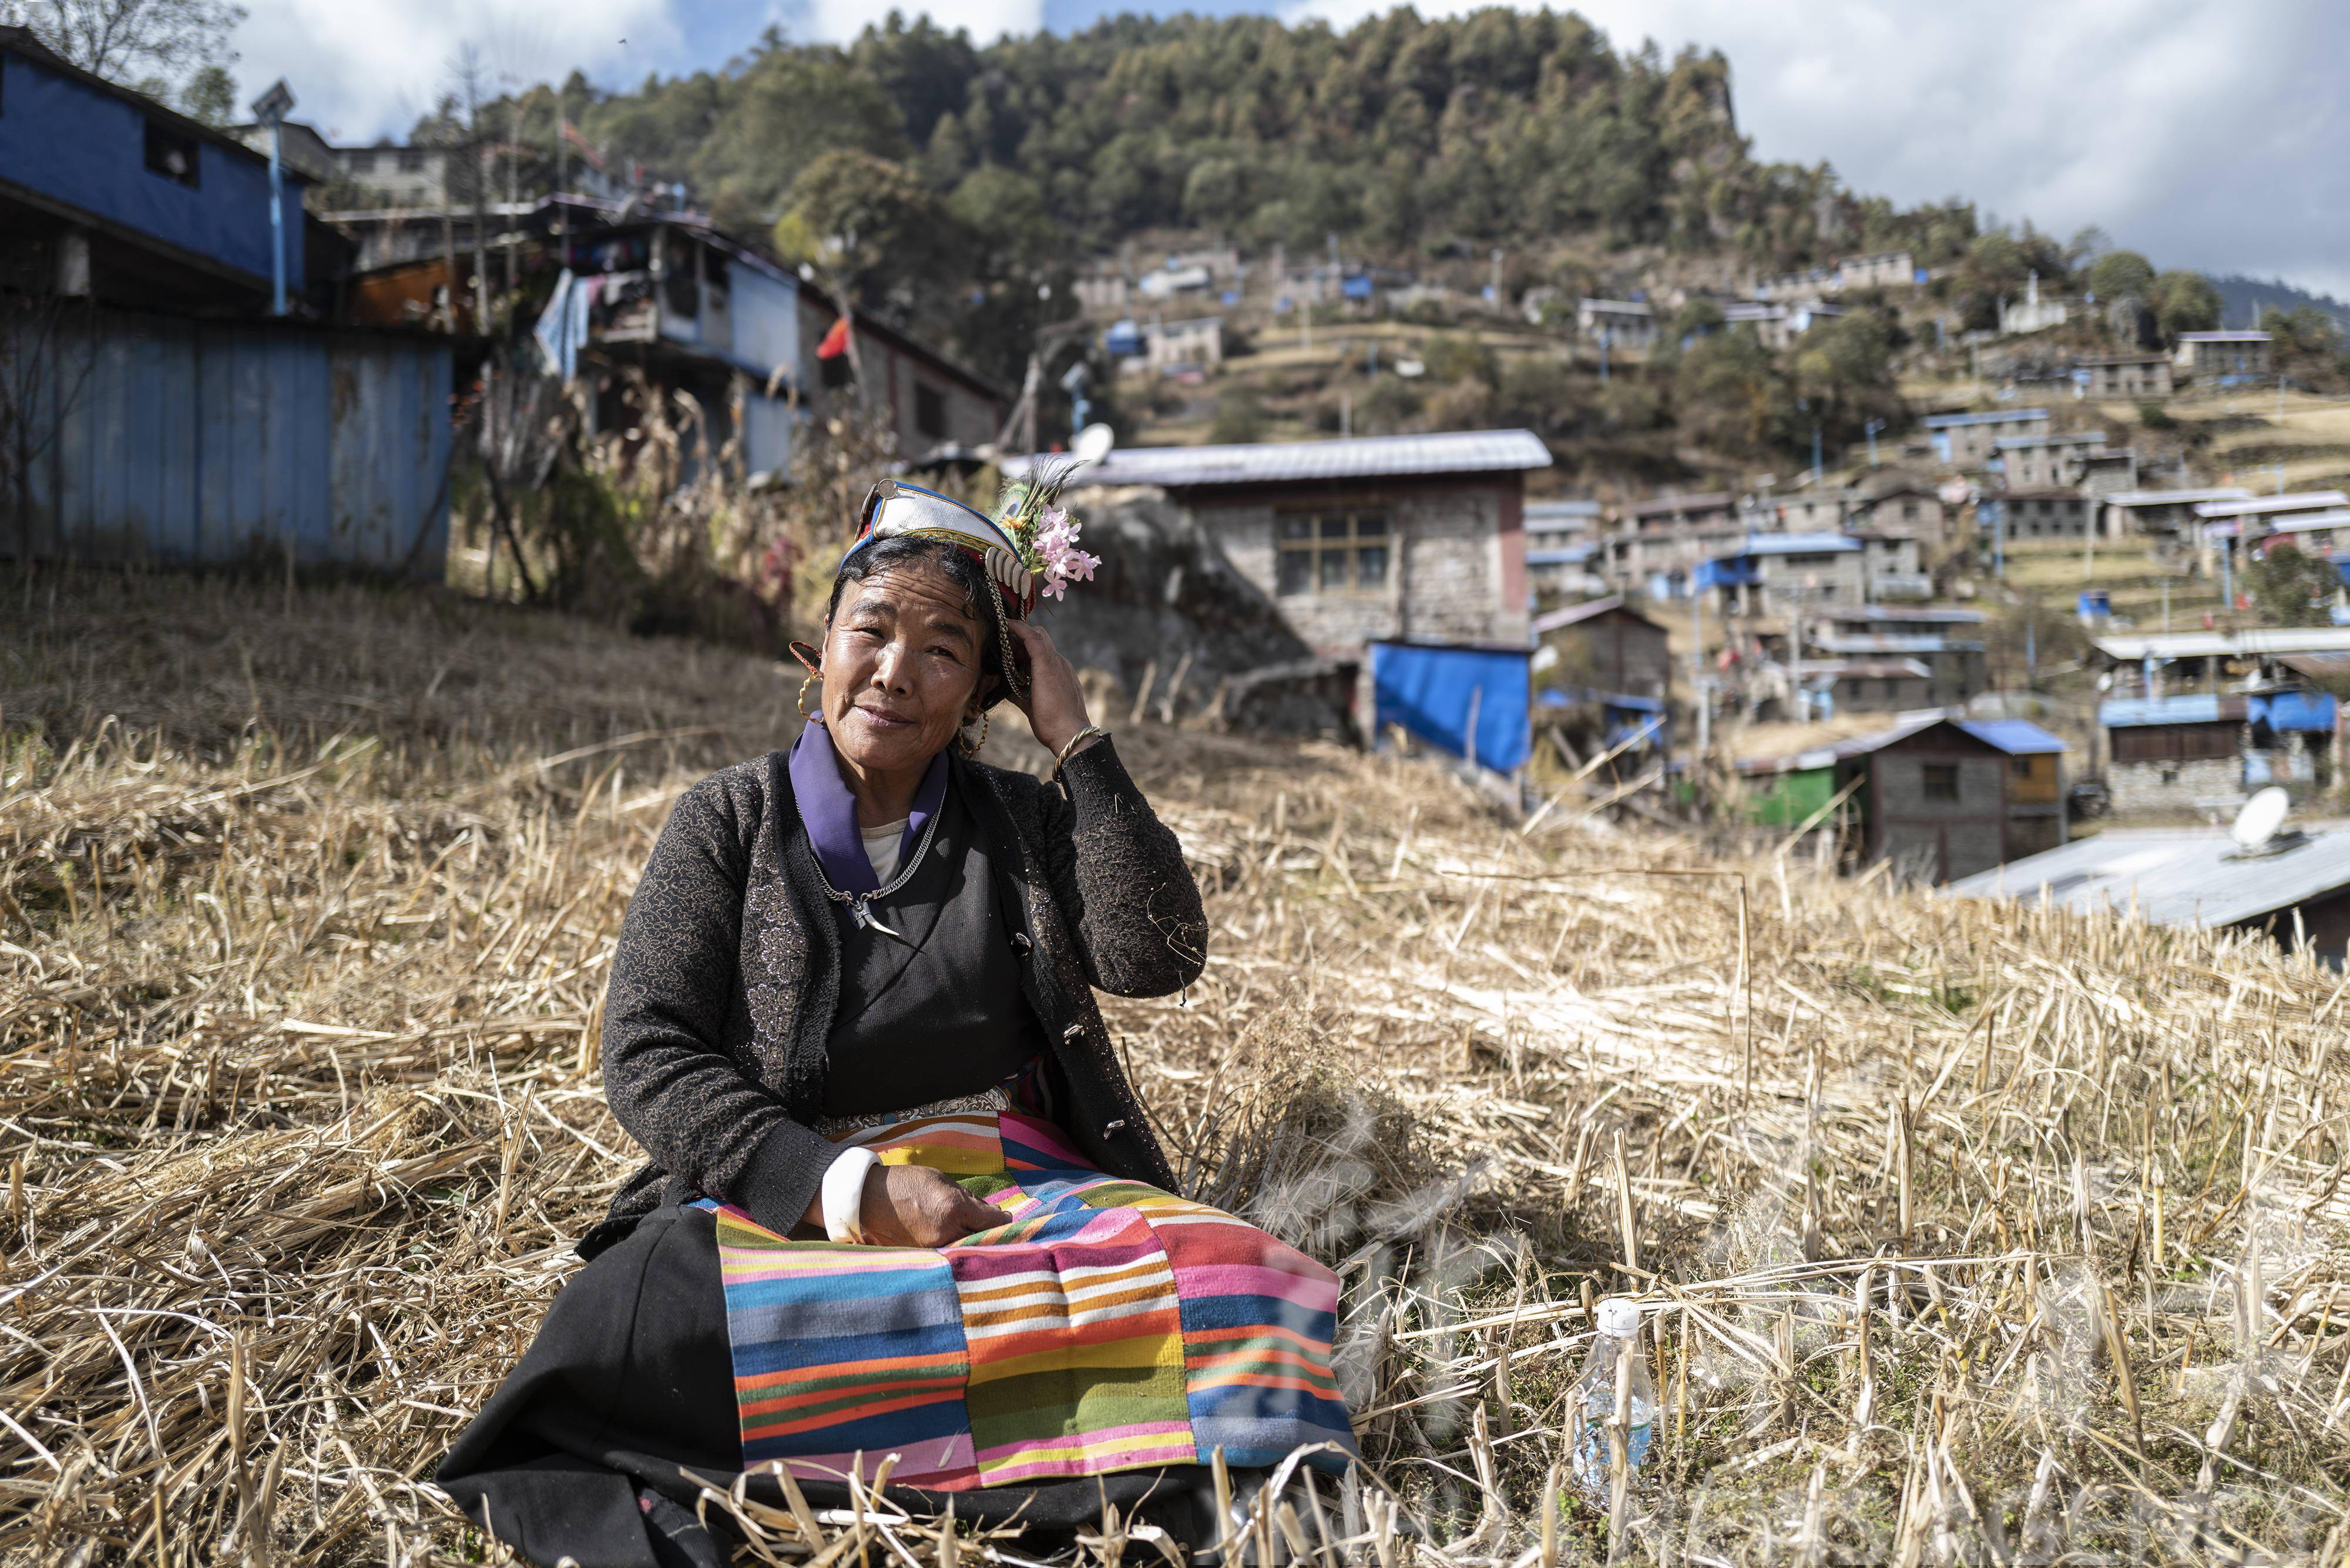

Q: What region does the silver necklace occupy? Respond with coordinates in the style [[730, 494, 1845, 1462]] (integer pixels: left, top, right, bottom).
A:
[[813, 806, 943, 938]]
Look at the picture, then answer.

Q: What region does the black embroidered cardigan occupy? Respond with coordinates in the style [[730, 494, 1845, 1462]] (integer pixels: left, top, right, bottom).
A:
[[582, 737, 1206, 1258]]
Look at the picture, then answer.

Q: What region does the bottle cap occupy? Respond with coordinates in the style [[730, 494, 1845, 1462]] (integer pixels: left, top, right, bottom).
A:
[[1597, 1298, 1641, 1337]]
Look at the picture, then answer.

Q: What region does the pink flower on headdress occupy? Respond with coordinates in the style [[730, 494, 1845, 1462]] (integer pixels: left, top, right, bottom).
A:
[[1034, 503, 1101, 602]]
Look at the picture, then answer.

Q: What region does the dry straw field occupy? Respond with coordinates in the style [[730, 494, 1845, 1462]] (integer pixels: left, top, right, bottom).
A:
[[4, 565, 2349, 1565]]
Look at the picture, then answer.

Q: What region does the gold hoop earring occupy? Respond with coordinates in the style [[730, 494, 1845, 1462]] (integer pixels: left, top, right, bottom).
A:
[[956, 709, 989, 757], [797, 671, 824, 724]]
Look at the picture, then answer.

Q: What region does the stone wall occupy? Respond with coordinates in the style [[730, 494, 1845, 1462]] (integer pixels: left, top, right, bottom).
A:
[[1873, 753, 2006, 881], [2108, 756, 2241, 815], [1194, 479, 1525, 654]]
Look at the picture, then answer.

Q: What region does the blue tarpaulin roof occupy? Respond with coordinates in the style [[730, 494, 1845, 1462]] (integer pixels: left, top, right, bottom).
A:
[[1372, 642, 1532, 773]]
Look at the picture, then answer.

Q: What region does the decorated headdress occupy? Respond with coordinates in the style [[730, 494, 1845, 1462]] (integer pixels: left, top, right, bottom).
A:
[[840, 472, 1100, 702]]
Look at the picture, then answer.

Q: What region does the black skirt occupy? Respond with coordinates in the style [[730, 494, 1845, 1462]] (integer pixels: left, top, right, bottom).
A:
[[437, 1208, 1209, 1568]]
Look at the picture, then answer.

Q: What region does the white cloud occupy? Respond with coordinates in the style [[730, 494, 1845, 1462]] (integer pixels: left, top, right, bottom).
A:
[[230, 0, 680, 142], [1285, 0, 2350, 299]]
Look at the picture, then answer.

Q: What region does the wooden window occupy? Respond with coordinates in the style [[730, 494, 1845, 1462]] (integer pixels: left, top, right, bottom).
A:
[[1277, 511, 1388, 596], [2011, 757, 2034, 778], [145, 119, 200, 187], [1921, 763, 1960, 801], [914, 382, 947, 439], [398, 149, 427, 173]]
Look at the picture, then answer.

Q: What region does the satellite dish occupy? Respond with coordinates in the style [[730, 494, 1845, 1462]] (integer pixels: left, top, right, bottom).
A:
[[2232, 787, 2290, 853], [1072, 423, 1116, 467]]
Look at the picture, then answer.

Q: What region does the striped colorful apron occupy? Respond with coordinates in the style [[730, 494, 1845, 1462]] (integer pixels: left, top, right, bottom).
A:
[[696, 1109, 1357, 1490]]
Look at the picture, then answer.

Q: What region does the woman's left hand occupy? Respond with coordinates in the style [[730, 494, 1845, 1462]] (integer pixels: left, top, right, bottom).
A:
[[1006, 621, 1096, 758]]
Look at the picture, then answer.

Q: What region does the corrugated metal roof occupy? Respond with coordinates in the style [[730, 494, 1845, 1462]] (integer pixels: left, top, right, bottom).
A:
[[1953, 718, 2067, 754], [2178, 331, 2271, 343], [1735, 533, 1862, 556], [1994, 431, 2105, 448], [1736, 711, 1949, 774], [1527, 545, 1600, 566], [2280, 652, 2350, 679], [2252, 511, 2350, 534], [1814, 632, 1973, 654], [1834, 605, 1988, 624], [1525, 499, 1603, 519], [2103, 488, 2252, 508], [1026, 429, 1552, 489], [2096, 628, 2350, 660], [1627, 491, 1734, 516], [1923, 408, 2050, 428], [1532, 595, 1658, 633], [1948, 827, 2350, 928], [2193, 492, 2349, 518]]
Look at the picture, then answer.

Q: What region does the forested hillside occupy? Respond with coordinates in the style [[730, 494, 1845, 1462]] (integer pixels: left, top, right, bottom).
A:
[[517, 12, 1982, 353]]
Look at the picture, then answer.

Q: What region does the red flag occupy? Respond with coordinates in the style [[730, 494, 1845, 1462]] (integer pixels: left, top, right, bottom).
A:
[[817, 316, 851, 360]]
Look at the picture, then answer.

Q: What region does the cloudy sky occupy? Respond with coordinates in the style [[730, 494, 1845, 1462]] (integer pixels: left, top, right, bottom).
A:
[[230, 0, 2350, 298]]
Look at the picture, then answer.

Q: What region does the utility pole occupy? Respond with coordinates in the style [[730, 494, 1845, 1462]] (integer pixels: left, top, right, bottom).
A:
[[1865, 418, 1884, 469], [504, 79, 521, 299], [460, 52, 491, 333], [249, 80, 294, 316]]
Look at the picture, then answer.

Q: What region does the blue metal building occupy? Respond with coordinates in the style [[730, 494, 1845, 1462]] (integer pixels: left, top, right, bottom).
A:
[[2, 27, 452, 576]]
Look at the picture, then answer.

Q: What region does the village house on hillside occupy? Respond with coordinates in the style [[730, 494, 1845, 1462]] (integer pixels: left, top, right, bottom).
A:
[[1738, 715, 2067, 882], [1033, 429, 1551, 659], [2075, 353, 2173, 400], [1923, 408, 2051, 467], [534, 213, 1008, 478], [2175, 330, 2271, 379], [1529, 596, 1671, 701]]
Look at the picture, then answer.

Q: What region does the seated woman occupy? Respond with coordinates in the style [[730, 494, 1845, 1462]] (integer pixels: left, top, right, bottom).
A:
[[439, 479, 1357, 1568]]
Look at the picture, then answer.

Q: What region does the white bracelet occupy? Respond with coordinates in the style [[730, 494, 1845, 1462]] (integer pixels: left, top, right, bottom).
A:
[[821, 1146, 879, 1243]]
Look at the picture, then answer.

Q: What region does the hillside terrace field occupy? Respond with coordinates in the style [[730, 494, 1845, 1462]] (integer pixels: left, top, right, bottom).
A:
[[3, 567, 2349, 1564]]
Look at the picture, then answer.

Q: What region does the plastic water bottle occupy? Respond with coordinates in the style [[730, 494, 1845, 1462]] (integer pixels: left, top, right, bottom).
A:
[[1572, 1298, 1656, 1497]]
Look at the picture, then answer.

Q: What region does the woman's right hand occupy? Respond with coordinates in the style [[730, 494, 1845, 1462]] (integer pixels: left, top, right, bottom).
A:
[[859, 1163, 1013, 1247]]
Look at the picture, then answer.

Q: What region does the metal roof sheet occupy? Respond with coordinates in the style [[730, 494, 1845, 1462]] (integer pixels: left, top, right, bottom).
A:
[[1626, 491, 1734, 516], [2095, 628, 2350, 660], [2193, 492, 2349, 518], [1994, 431, 2106, 448], [2103, 488, 2254, 508], [1953, 718, 2067, 754], [1923, 408, 2050, 428], [1948, 828, 2350, 928], [1833, 605, 1988, 624], [1026, 429, 1551, 489], [1526, 545, 1600, 565], [1531, 595, 1659, 633], [1735, 533, 1862, 555], [2178, 331, 2272, 343], [1814, 632, 1972, 654]]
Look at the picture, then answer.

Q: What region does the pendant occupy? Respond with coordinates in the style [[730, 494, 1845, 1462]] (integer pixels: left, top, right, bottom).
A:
[[851, 898, 902, 939]]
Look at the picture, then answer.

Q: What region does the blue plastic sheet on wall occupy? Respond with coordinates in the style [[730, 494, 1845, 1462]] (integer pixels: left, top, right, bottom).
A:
[[1371, 642, 1532, 773], [2251, 691, 2338, 733]]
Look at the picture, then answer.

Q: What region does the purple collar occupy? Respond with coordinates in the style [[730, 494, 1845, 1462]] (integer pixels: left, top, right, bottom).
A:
[[788, 722, 949, 895]]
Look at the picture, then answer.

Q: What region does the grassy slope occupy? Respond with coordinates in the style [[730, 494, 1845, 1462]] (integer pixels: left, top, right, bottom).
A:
[[2, 569, 2347, 1563]]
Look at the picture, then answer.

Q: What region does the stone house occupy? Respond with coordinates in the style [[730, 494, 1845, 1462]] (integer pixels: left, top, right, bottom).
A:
[[1923, 408, 2051, 468], [2174, 331, 2272, 378], [1994, 431, 2105, 489], [1736, 714, 2068, 882], [1045, 429, 1551, 663], [1706, 532, 1925, 617], [1624, 491, 1737, 532], [2075, 354, 2173, 399], [1771, 488, 1855, 533], [2101, 486, 2253, 544], [1985, 488, 2095, 540], [2100, 693, 2248, 814], [1577, 298, 1657, 355], [1530, 597, 1671, 701]]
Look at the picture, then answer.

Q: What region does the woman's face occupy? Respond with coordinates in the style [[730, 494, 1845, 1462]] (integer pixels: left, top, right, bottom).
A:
[[821, 562, 991, 776]]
